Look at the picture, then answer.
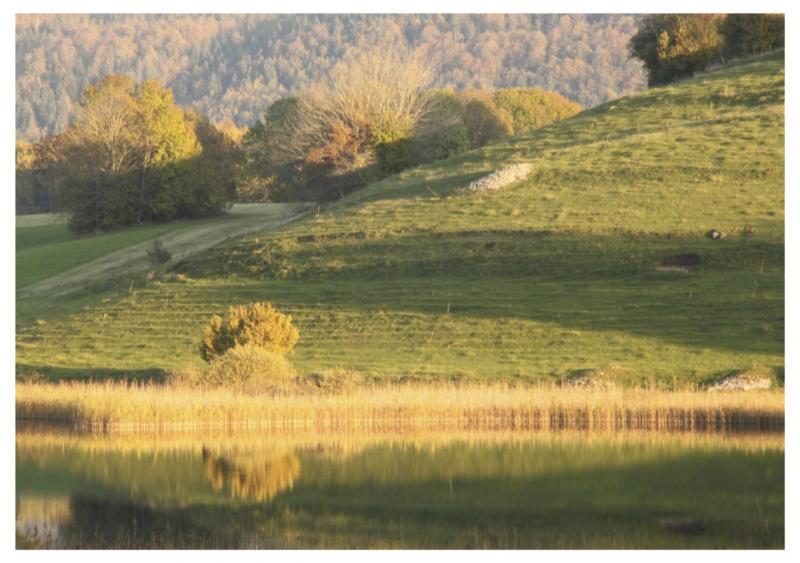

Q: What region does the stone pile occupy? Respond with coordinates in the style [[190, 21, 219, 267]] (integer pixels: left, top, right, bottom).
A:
[[706, 369, 773, 391], [462, 163, 533, 193]]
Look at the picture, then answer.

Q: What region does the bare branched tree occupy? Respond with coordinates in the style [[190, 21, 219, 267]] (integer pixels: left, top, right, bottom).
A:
[[277, 47, 435, 173]]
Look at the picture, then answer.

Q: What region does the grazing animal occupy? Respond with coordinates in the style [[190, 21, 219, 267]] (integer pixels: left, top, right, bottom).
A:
[[657, 254, 701, 272], [705, 229, 727, 240]]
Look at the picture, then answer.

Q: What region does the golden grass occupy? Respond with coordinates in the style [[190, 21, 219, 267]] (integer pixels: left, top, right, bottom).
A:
[[16, 380, 784, 433]]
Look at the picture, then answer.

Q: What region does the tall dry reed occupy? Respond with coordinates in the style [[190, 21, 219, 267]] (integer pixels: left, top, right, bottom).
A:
[[15, 381, 784, 434]]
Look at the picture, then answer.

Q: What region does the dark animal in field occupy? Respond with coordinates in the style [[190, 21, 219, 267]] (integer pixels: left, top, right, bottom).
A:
[[656, 254, 701, 272], [705, 229, 727, 240]]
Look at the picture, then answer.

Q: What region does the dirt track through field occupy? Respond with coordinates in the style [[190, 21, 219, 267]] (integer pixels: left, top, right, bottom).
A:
[[19, 203, 312, 299]]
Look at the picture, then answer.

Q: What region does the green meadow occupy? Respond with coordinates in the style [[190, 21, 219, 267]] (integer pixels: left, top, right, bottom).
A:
[[15, 53, 784, 388], [16, 203, 307, 296], [17, 217, 182, 288]]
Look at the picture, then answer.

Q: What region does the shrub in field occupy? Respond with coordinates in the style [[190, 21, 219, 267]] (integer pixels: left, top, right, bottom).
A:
[[492, 88, 582, 133], [15, 367, 45, 384], [200, 302, 300, 361], [375, 137, 419, 174], [460, 93, 513, 148], [414, 89, 470, 164], [146, 239, 171, 265], [203, 345, 296, 390], [165, 365, 203, 387], [563, 365, 629, 389]]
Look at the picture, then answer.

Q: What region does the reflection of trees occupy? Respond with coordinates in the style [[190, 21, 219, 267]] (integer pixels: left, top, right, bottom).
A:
[[201, 447, 301, 502]]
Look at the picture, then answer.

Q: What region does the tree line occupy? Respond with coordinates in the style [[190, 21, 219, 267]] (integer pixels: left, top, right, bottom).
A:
[[18, 51, 582, 224], [16, 14, 645, 140]]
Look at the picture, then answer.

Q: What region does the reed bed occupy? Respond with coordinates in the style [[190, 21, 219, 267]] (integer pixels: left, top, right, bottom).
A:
[[16, 380, 784, 434]]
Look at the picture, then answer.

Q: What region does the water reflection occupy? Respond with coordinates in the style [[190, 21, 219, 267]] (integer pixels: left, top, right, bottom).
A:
[[16, 426, 785, 549], [201, 448, 301, 502], [16, 495, 70, 545]]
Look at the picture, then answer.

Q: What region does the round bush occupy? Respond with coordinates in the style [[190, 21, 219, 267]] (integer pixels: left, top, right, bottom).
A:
[[492, 88, 582, 133], [200, 301, 300, 361], [202, 345, 296, 390], [460, 94, 513, 148]]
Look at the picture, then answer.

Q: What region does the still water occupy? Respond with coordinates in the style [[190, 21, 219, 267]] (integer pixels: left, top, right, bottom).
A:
[[16, 426, 784, 549]]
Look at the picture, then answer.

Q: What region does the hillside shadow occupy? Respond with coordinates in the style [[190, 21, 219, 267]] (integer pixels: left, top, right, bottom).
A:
[[16, 364, 165, 383], [202, 228, 784, 357], [275, 448, 783, 548]]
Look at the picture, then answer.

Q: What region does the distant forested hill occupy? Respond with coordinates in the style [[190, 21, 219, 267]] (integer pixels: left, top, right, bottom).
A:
[[16, 14, 645, 140]]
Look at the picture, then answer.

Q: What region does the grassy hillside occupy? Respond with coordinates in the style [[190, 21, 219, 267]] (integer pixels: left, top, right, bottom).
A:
[[16, 52, 784, 387]]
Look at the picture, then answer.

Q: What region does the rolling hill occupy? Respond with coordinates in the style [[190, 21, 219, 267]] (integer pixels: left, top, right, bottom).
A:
[[15, 52, 785, 387]]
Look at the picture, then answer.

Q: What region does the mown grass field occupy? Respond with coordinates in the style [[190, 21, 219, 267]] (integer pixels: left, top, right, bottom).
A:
[[15, 53, 784, 387], [17, 217, 182, 289], [16, 203, 307, 295]]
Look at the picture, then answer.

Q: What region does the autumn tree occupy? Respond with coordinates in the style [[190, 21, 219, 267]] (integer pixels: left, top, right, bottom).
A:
[[242, 83, 583, 202], [23, 134, 71, 215], [67, 75, 142, 177], [50, 75, 235, 232], [15, 141, 40, 214], [629, 14, 724, 86], [136, 80, 201, 222], [720, 14, 784, 59]]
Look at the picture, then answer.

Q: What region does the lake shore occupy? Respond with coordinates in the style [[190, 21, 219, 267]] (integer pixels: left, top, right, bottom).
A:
[[15, 381, 784, 433]]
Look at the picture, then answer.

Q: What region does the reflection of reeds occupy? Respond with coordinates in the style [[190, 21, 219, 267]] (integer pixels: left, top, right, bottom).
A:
[[16, 495, 72, 544], [17, 495, 72, 526], [16, 381, 784, 433], [16, 424, 784, 459]]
